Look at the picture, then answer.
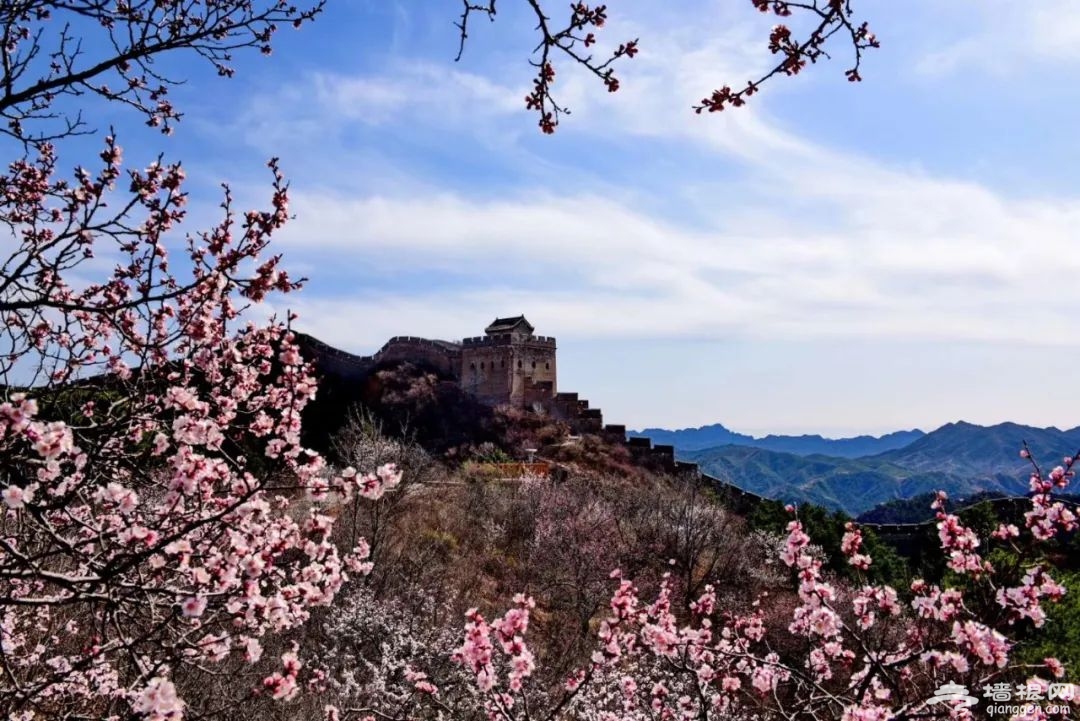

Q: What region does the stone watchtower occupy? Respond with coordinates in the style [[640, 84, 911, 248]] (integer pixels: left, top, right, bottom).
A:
[[460, 315, 557, 408]]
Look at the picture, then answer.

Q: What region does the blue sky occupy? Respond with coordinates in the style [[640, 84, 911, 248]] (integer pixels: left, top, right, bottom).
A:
[[64, 0, 1080, 436]]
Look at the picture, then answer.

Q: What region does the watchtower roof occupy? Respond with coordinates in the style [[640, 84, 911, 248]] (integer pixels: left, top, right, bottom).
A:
[[485, 315, 534, 336]]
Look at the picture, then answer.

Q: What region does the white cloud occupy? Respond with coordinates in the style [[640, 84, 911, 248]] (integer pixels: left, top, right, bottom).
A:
[[915, 0, 1080, 75], [309, 65, 521, 124], [227, 1, 1080, 356], [275, 170, 1080, 350], [232, 60, 523, 155]]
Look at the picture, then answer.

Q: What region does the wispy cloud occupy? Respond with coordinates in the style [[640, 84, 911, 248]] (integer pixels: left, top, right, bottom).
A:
[[237, 6, 1079, 352], [271, 168, 1080, 350], [233, 61, 522, 152], [915, 0, 1080, 76]]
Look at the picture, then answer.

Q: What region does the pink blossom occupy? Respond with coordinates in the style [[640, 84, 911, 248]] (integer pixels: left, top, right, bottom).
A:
[[98, 482, 139, 514], [244, 637, 263, 663], [181, 596, 207, 618], [29, 421, 75, 459], [991, 523, 1020, 540], [2, 485, 29, 509], [565, 669, 586, 691], [263, 671, 298, 700], [279, 347, 302, 366], [951, 620, 1010, 668], [405, 666, 440, 695], [133, 677, 184, 721]]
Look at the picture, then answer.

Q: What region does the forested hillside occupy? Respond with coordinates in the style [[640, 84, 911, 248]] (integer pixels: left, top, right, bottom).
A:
[[687, 422, 1080, 515]]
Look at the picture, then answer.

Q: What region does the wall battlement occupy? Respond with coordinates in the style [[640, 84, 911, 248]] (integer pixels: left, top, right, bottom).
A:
[[383, 336, 461, 347], [378, 337, 462, 357], [462, 334, 557, 348], [304, 317, 557, 410], [295, 333, 373, 378]]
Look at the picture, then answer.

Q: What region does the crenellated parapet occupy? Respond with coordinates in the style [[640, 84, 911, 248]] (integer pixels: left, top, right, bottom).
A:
[[379, 337, 462, 354], [378, 342, 458, 360], [461, 321, 557, 407], [618, 434, 678, 471], [462, 334, 557, 348], [295, 333, 374, 380], [302, 317, 560, 410], [376, 337, 462, 378]]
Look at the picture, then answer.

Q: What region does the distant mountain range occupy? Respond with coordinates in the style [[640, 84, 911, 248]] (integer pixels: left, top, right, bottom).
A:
[[640, 421, 1080, 516], [630, 423, 925, 457]]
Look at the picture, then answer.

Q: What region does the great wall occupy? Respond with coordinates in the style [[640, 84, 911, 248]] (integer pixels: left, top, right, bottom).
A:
[[298, 316, 1033, 544], [299, 316, 557, 408]]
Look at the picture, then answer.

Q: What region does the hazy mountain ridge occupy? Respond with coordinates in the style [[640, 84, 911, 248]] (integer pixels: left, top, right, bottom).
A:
[[682, 421, 1080, 516], [630, 423, 925, 457], [871, 421, 1080, 475]]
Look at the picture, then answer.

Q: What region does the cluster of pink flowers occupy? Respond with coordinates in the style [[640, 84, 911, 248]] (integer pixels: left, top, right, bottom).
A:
[[316, 463, 403, 505], [935, 498, 988, 574], [403, 666, 440, 696], [1020, 451, 1078, 542], [132, 677, 184, 721], [841, 521, 872, 570], [0, 141, 386, 719], [452, 593, 537, 714], [997, 566, 1067, 628], [262, 649, 302, 701], [852, 585, 900, 630], [439, 451, 1074, 721], [951, 620, 1011, 668]]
